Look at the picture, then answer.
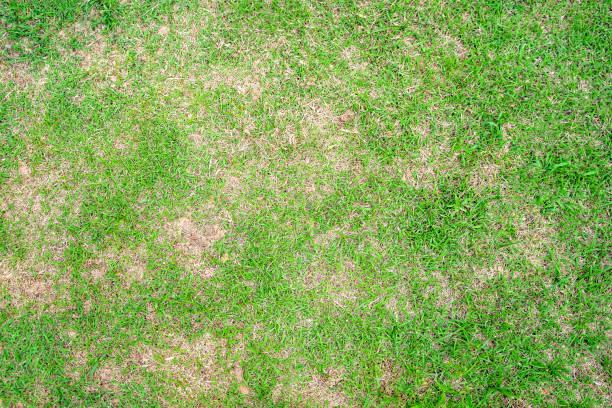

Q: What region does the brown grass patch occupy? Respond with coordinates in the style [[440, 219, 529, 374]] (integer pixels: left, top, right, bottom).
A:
[[300, 367, 352, 408], [296, 99, 336, 133], [394, 143, 458, 189], [232, 364, 253, 396], [570, 353, 612, 405], [83, 245, 147, 284], [274, 99, 363, 180], [158, 25, 170, 36], [0, 60, 48, 91], [166, 216, 226, 256], [341, 46, 369, 72], [383, 283, 417, 320], [0, 258, 62, 309], [56, 21, 116, 79], [272, 365, 353, 407], [221, 173, 248, 199], [423, 270, 460, 314], [185, 93, 364, 206], [125, 253, 147, 282], [473, 263, 511, 282], [162, 212, 230, 278], [377, 359, 406, 398], [2, 168, 47, 221], [441, 34, 468, 59], [54, 19, 144, 93], [0, 163, 73, 309], [468, 161, 502, 192], [303, 258, 360, 308], [313, 228, 341, 248], [16, 159, 32, 179], [191, 66, 265, 103], [514, 205, 556, 269], [85, 333, 230, 400], [83, 257, 107, 282]]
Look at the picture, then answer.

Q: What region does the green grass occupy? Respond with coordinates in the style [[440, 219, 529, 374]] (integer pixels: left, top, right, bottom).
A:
[[0, 0, 610, 407]]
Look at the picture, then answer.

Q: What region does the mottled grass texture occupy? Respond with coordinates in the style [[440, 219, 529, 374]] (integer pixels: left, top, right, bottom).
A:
[[0, 0, 610, 407]]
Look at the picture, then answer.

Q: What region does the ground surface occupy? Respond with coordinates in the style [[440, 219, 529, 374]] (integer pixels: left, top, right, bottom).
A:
[[0, 1, 610, 407]]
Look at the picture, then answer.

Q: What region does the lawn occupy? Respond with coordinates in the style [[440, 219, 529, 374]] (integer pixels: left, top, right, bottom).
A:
[[0, 0, 610, 407]]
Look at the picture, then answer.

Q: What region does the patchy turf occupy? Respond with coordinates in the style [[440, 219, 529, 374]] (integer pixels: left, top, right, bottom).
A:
[[0, 0, 610, 407]]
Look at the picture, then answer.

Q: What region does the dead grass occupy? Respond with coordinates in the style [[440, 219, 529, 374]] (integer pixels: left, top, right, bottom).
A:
[[124, 250, 148, 282], [231, 363, 253, 396], [271, 366, 353, 408], [514, 205, 557, 269], [0, 162, 73, 309], [17, 159, 32, 178], [473, 263, 511, 282], [44, 13, 369, 212], [299, 367, 352, 408], [302, 258, 361, 308], [377, 359, 406, 398], [383, 282, 417, 321], [0, 59, 48, 91], [0, 257, 65, 310], [341, 46, 369, 73], [54, 20, 130, 92], [427, 270, 459, 313], [166, 216, 226, 256], [83, 333, 230, 401], [570, 353, 612, 405], [185, 91, 364, 205], [393, 142, 458, 190], [162, 212, 230, 278], [440, 33, 468, 60], [468, 160, 503, 192], [83, 245, 148, 284]]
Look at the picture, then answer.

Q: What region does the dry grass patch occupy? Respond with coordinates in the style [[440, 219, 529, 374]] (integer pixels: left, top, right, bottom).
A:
[[0, 59, 49, 92], [467, 160, 503, 192], [0, 260, 59, 309], [168, 65, 266, 104], [82, 245, 147, 283], [271, 366, 353, 408], [54, 20, 132, 91], [280, 100, 363, 178], [440, 33, 468, 60], [297, 367, 352, 408], [571, 354, 612, 405], [231, 363, 253, 396], [426, 270, 460, 314], [383, 284, 417, 321], [163, 211, 231, 277], [377, 359, 407, 398], [0, 163, 73, 306], [187, 94, 364, 204], [129, 333, 229, 398], [472, 263, 512, 283], [312, 226, 343, 248], [341, 46, 369, 73], [513, 205, 557, 269], [166, 63, 265, 103], [299, 99, 354, 134], [221, 173, 249, 200], [393, 142, 458, 189], [166, 216, 226, 256], [303, 258, 361, 308], [70, 333, 231, 402]]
